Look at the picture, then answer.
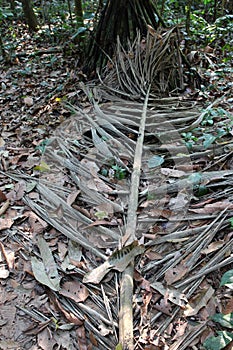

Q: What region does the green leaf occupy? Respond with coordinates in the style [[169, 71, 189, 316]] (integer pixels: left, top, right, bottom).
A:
[[115, 344, 123, 350], [202, 134, 216, 149], [220, 269, 233, 288], [34, 161, 50, 172], [188, 172, 202, 184], [197, 185, 208, 196], [229, 217, 233, 227], [95, 211, 108, 220], [71, 27, 87, 39], [148, 155, 164, 168], [35, 139, 51, 154], [212, 313, 233, 329], [203, 331, 233, 350]]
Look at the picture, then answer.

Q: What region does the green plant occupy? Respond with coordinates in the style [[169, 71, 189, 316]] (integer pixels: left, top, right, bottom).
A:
[[0, 7, 14, 21], [181, 131, 198, 149], [111, 164, 126, 180], [203, 270, 233, 349]]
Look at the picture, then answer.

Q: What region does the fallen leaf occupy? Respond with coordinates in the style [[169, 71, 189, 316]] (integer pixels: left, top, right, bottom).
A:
[[161, 168, 186, 178], [184, 286, 215, 317], [201, 241, 225, 255], [37, 328, 57, 350], [164, 264, 188, 285], [67, 190, 80, 206], [0, 218, 13, 230], [151, 282, 188, 308], [83, 241, 145, 284], [76, 326, 88, 350], [31, 236, 61, 291], [59, 281, 89, 302], [189, 200, 233, 214], [0, 265, 9, 279], [23, 96, 33, 106], [0, 190, 7, 202], [6, 181, 26, 201], [222, 297, 233, 315]]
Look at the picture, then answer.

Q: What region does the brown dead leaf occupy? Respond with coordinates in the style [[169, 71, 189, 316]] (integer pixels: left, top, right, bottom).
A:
[[164, 264, 188, 285], [67, 190, 80, 206], [189, 200, 233, 214], [201, 240, 225, 255], [51, 296, 83, 326], [161, 168, 186, 178], [76, 326, 88, 350], [7, 181, 26, 201], [0, 190, 7, 203], [222, 297, 233, 315], [59, 281, 89, 303], [89, 332, 98, 347], [23, 96, 33, 106], [0, 265, 9, 279], [151, 282, 188, 308], [172, 320, 188, 340], [0, 217, 13, 230], [145, 250, 163, 261], [184, 286, 215, 317], [140, 291, 153, 326], [199, 296, 217, 321], [37, 328, 57, 350], [84, 219, 118, 229], [148, 208, 172, 219], [153, 298, 172, 316], [25, 211, 48, 235]]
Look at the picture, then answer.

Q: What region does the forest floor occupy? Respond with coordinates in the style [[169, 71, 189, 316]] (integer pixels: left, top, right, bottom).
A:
[[0, 23, 233, 350]]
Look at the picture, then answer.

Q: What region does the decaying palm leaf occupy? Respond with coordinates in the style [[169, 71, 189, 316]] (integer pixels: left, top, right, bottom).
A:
[[15, 84, 233, 349], [10, 30, 233, 350]]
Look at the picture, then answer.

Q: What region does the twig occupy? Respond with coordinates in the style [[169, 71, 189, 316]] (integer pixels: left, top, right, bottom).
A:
[[0, 200, 10, 216]]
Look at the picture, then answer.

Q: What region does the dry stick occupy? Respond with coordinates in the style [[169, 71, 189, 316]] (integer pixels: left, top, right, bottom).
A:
[[119, 89, 150, 350]]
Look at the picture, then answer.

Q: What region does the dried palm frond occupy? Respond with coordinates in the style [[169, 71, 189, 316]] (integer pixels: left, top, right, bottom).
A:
[[21, 90, 198, 349], [6, 87, 233, 349], [100, 27, 186, 100]]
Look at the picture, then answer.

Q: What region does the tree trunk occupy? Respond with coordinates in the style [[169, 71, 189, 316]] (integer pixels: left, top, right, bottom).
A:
[[21, 0, 39, 32], [84, 0, 165, 74], [9, 0, 17, 14], [74, 0, 84, 27]]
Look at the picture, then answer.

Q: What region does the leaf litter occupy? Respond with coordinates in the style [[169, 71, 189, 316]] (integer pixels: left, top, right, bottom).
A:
[[0, 26, 233, 350]]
